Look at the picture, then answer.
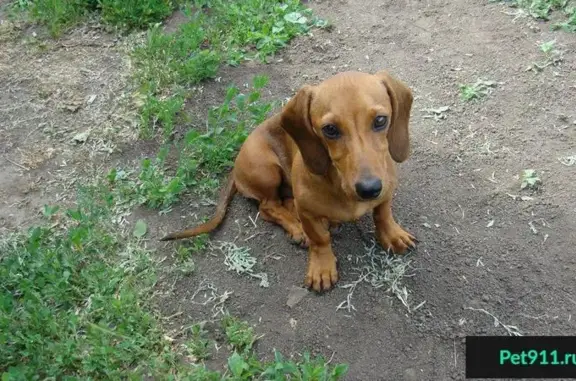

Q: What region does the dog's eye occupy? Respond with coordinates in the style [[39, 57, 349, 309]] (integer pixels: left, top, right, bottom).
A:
[[322, 124, 341, 139], [373, 115, 388, 131]]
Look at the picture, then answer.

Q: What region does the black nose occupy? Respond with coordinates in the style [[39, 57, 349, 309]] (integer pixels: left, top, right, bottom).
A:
[[355, 177, 383, 200]]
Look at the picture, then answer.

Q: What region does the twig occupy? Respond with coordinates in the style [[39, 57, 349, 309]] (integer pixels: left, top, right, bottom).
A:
[[454, 339, 457, 368], [3, 156, 30, 171], [465, 307, 522, 336]]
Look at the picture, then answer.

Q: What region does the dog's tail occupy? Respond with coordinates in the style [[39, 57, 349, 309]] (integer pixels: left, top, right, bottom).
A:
[[159, 172, 237, 241]]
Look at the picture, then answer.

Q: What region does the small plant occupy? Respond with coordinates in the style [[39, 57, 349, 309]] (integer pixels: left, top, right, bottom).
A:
[[554, 5, 576, 31], [222, 315, 257, 353], [225, 349, 349, 380], [201, 0, 329, 65], [183, 323, 213, 361], [513, 0, 568, 19], [261, 351, 349, 380], [98, 0, 177, 30], [110, 76, 274, 209], [176, 235, 209, 261], [139, 93, 187, 139], [528, 39, 563, 71], [520, 169, 542, 189], [501, 0, 576, 32], [459, 79, 497, 101], [14, 0, 180, 37]]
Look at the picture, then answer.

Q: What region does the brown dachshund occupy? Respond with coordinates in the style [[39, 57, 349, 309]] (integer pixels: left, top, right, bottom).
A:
[[160, 70, 416, 292]]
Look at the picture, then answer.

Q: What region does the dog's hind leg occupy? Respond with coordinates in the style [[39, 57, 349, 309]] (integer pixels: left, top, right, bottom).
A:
[[259, 198, 308, 247], [234, 147, 307, 247]]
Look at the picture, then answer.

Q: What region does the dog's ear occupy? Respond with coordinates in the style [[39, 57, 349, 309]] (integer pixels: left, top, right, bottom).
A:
[[374, 70, 413, 163], [280, 85, 331, 175]]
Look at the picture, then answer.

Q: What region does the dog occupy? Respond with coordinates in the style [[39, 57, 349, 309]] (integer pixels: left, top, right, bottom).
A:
[[160, 69, 417, 292]]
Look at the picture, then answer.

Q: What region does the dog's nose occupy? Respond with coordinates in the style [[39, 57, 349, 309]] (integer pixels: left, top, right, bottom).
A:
[[355, 177, 383, 200]]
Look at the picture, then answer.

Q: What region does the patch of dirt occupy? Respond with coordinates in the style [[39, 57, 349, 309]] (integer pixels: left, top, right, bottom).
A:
[[0, 18, 140, 233], [2, 0, 576, 379]]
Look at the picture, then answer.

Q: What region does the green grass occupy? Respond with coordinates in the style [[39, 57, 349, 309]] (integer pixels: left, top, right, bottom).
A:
[[111, 75, 275, 209], [12, 0, 180, 36], [459, 79, 497, 101], [0, 184, 348, 379], [498, 0, 576, 31], [132, 0, 326, 139], [0, 186, 164, 379]]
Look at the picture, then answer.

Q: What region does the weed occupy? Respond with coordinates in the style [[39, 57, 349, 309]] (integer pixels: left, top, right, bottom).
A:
[[520, 169, 542, 189], [139, 93, 187, 139], [183, 323, 213, 360], [0, 185, 167, 379], [338, 240, 424, 313], [263, 351, 349, 380], [0, 183, 348, 378], [14, 0, 180, 36], [554, 5, 576, 31], [199, 0, 329, 65], [526, 39, 564, 71], [459, 79, 497, 101], [132, 15, 221, 94], [99, 0, 177, 30], [513, 0, 568, 19], [130, 0, 325, 138], [500, 0, 576, 32], [176, 235, 209, 261], [110, 76, 274, 209], [222, 315, 258, 353]]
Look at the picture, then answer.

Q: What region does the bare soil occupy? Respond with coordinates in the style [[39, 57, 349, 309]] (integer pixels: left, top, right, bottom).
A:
[[2, 0, 576, 380]]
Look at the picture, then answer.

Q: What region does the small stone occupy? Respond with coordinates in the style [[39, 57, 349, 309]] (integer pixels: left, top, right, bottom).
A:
[[286, 286, 309, 308], [72, 131, 89, 144], [403, 368, 418, 381]]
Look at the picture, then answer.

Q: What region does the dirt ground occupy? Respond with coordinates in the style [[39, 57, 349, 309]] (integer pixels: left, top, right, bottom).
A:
[[2, 0, 576, 379]]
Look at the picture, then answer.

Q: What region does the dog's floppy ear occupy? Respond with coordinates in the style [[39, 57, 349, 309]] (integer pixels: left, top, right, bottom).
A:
[[375, 70, 413, 163], [280, 85, 331, 175]]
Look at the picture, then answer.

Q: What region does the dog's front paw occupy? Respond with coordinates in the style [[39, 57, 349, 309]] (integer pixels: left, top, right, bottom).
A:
[[377, 224, 416, 255], [305, 250, 338, 292], [288, 226, 309, 248]]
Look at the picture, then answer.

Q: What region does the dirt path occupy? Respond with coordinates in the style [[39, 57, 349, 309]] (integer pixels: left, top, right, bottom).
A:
[[2, 0, 576, 379]]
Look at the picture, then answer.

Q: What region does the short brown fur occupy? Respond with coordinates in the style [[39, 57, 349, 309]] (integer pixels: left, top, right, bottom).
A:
[[160, 70, 416, 292]]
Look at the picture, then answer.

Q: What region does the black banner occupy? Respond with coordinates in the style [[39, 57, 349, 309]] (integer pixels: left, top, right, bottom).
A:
[[466, 336, 576, 379]]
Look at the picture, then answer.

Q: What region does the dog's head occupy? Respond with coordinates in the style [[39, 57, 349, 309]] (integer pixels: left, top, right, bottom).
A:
[[280, 70, 413, 201]]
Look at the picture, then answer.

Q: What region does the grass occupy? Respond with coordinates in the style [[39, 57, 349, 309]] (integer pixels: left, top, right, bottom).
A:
[[0, 185, 163, 379], [337, 240, 424, 314], [498, 0, 576, 31], [11, 0, 181, 36], [110, 74, 275, 210], [459, 79, 497, 101], [0, 182, 348, 379], [132, 0, 326, 139], [117, 0, 328, 208], [527, 39, 563, 71], [520, 169, 542, 189]]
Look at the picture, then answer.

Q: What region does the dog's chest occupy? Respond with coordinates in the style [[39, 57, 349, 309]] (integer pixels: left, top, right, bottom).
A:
[[323, 199, 380, 222]]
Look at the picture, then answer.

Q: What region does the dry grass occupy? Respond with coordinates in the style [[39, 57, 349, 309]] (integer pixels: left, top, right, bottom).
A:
[[337, 240, 425, 313]]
